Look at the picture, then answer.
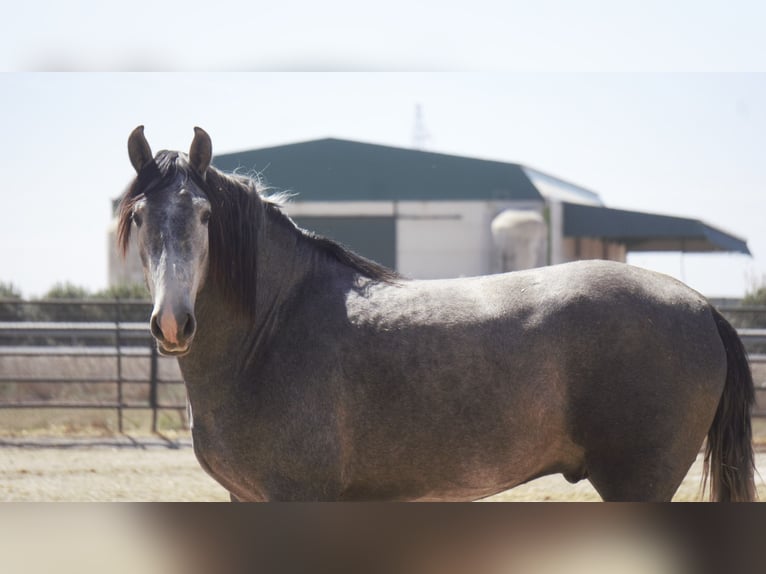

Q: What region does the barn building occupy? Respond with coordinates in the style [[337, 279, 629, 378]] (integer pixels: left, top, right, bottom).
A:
[[109, 138, 749, 286]]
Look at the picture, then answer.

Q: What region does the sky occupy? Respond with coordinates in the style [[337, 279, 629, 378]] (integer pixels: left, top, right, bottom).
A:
[[2, 1, 765, 72], [0, 1, 765, 299], [0, 72, 764, 299]]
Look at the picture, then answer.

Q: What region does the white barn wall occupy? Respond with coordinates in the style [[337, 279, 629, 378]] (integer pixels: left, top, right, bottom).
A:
[[396, 202, 485, 279], [397, 200, 544, 279], [107, 221, 143, 287]]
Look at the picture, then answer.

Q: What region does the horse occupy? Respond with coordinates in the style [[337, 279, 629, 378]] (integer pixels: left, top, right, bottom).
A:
[[118, 126, 756, 501]]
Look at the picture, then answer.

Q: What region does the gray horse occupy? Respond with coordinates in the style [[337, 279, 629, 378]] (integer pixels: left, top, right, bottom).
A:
[[118, 126, 755, 501]]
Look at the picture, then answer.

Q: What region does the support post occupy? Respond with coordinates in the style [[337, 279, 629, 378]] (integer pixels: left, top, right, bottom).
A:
[[115, 298, 124, 433], [150, 341, 159, 433]]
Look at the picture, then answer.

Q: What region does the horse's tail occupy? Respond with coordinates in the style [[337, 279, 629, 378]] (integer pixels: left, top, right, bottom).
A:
[[702, 307, 757, 502]]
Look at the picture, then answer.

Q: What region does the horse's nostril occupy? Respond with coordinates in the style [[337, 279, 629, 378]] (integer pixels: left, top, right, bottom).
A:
[[181, 313, 196, 339], [150, 314, 165, 341]]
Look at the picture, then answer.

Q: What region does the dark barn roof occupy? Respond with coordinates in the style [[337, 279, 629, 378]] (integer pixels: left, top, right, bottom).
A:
[[213, 138, 542, 202], [563, 202, 750, 255]]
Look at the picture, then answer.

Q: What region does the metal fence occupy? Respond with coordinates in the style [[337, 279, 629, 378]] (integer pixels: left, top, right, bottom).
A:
[[0, 299, 186, 432], [0, 300, 765, 432]]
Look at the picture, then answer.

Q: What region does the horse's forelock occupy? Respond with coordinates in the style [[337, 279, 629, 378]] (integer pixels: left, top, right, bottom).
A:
[[117, 150, 189, 257]]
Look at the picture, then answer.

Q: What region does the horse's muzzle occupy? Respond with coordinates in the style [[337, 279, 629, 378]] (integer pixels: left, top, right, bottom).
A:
[[150, 307, 196, 355]]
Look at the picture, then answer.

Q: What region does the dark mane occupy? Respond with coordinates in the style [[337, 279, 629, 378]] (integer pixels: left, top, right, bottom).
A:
[[117, 151, 400, 316], [299, 229, 402, 284]]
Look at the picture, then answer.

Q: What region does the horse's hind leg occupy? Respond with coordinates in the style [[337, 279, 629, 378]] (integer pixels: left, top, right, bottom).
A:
[[568, 353, 722, 501], [584, 448, 696, 502], [578, 380, 719, 501]]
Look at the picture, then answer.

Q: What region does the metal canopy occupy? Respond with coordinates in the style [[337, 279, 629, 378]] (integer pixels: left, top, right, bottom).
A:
[[563, 202, 750, 255]]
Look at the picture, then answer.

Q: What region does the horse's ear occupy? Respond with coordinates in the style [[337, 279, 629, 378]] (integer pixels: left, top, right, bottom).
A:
[[189, 127, 212, 178], [127, 125, 153, 174]]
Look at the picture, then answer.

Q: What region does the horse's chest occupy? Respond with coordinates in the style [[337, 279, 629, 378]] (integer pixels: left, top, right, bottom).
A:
[[191, 423, 271, 500]]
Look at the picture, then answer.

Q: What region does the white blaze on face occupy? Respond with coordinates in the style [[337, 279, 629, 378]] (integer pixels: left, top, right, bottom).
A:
[[136, 187, 211, 349], [150, 238, 199, 346]]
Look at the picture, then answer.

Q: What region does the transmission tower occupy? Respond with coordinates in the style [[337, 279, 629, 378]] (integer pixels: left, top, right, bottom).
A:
[[412, 103, 431, 149]]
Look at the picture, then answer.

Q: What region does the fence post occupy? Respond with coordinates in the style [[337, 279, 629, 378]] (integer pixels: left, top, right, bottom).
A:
[[115, 297, 124, 433], [149, 340, 159, 433]]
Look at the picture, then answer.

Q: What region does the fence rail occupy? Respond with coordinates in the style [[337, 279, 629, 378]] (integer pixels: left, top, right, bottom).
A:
[[0, 300, 766, 431], [0, 309, 186, 432]]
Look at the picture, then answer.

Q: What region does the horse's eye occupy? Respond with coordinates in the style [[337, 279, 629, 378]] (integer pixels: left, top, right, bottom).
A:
[[201, 210, 211, 225], [133, 212, 143, 227]]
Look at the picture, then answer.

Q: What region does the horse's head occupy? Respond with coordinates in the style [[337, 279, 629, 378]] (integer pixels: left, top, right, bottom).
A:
[[125, 126, 213, 356]]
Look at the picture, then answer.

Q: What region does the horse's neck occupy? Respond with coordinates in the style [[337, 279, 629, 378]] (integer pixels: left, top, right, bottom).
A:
[[179, 212, 326, 393]]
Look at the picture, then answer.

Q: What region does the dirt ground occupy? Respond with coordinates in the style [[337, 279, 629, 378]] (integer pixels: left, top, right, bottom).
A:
[[1, 434, 764, 501], [0, 438, 229, 502]]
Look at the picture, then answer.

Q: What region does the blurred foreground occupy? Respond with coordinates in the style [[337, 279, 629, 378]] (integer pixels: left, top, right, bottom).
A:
[[0, 504, 763, 574]]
